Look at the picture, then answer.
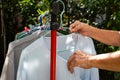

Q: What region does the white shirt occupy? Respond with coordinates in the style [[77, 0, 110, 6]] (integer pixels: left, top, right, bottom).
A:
[[0, 30, 46, 80], [17, 33, 99, 80]]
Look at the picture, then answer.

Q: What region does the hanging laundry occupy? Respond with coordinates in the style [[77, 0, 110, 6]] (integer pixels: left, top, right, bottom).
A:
[[0, 30, 48, 80], [17, 33, 99, 80]]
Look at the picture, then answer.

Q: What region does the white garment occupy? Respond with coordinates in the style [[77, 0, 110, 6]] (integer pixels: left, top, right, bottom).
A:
[[0, 30, 46, 80], [17, 33, 99, 80]]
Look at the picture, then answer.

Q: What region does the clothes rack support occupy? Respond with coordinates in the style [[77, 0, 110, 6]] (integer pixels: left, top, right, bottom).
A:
[[50, 1, 59, 80], [50, 30, 57, 80]]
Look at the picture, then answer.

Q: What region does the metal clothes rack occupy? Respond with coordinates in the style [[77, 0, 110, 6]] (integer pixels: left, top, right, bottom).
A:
[[50, 1, 60, 80], [50, 1, 70, 80]]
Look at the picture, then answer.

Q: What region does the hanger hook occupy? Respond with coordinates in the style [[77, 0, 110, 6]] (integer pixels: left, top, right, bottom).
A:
[[56, 0, 65, 28]]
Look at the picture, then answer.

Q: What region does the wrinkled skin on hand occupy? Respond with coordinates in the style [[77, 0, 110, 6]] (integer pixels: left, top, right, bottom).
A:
[[67, 50, 92, 73], [69, 21, 92, 36]]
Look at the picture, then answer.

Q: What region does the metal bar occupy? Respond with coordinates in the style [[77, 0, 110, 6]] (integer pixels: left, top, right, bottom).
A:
[[50, 30, 57, 80]]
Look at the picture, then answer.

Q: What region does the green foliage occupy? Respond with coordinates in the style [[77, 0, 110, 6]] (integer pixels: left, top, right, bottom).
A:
[[114, 72, 120, 80], [17, 0, 50, 25]]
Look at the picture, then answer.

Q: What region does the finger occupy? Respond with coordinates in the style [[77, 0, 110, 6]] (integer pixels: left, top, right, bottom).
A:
[[76, 50, 88, 56], [69, 56, 80, 73], [69, 28, 76, 33], [74, 50, 80, 54], [67, 55, 73, 70], [67, 54, 75, 73], [69, 62, 74, 73], [74, 50, 83, 55], [69, 24, 75, 32], [70, 21, 79, 28], [70, 24, 82, 33], [68, 59, 75, 73], [69, 21, 80, 32]]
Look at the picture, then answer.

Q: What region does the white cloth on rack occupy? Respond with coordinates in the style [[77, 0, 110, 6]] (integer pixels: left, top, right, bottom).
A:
[[0, 30, 48, 80], [17, 33, 99, 80]]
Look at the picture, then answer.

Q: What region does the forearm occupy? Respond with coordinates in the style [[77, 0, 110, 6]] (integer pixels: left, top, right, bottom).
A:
[[88, 26, 120, 46], [88, 51, 120, 72]]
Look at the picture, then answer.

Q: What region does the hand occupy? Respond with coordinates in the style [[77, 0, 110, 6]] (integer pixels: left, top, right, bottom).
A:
[[69, 21, 92, 36], [67, 50, 92, 73]]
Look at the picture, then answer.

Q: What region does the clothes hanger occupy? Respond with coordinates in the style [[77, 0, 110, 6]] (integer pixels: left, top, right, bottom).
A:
[[56, 0, 65, 29], [37, 0, 66, 31]]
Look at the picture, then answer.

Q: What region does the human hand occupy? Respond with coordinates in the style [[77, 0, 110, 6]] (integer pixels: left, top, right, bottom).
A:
[[67, 50, 92, 73], [69, 21, 92, 36]]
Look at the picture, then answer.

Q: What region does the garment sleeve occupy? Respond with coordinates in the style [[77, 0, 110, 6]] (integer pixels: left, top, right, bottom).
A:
[[0, 43, 15, 80]]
